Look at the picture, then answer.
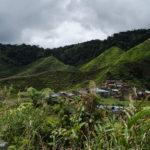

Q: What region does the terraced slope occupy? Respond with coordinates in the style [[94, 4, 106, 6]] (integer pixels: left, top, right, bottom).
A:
[[80, 47, 124, 72], [79, 40, 150, 89], [0, 39, 150, 90], [0, 69, 99, 91], [105, 39, 150, 88], [17, 56, 77, 76]]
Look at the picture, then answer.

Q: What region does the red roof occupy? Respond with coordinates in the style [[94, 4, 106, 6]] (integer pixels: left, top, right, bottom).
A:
[[122, 84, 129, 87]]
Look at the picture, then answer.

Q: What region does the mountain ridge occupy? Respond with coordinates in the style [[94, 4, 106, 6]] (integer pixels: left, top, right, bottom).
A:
[[0, 29, 150, 66], [16, 56, 78, 76], [0, 29, 150, 90]]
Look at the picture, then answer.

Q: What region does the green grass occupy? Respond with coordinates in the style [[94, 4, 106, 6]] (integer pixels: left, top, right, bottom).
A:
[[0, 56, 82, 91], [80, 47, 124, 72], [108, 39, 150, 89], [0, 56, 78, 78], [17, 56, 77, 76], [0, 70, 99, 92], [99, 98, 150, 107], [99, 98, 129, 106], [0, 39, 150, 91], [115, 39, 150, 63], [79, 40, 150, 89]]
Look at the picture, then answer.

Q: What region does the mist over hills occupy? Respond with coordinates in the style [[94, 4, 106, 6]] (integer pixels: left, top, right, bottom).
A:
[[0, 29, 150, 90]]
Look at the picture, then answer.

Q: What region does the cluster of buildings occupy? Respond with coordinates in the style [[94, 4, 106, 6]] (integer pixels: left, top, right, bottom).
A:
[[45, 80, 150, 113], [50, 91, 84, 98], [95, 80, 150, 100], [49, 80, 150, 101], [95, 80, 131, 99]]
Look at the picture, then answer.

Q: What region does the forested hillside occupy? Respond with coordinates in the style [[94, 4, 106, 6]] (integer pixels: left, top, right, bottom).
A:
[[0, 29, 150, 67], [0, 29, 150, 90], [79, 39, 150, 89], [48, 29, 150, 65], [107, 38, 150, 88]]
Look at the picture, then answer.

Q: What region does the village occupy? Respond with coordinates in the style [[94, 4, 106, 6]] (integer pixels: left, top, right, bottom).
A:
[[46, 80, 149, 113], [50, 80, 150, 101], [48, 80, 150, 113]]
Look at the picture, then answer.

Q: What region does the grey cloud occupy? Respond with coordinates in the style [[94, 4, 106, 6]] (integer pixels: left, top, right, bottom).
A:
[[76, 0, 150, 33], [0, 0, 150, 48]]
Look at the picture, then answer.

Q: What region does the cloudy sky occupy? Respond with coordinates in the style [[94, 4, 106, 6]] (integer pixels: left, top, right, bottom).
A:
[[0, 0, 150, 48]]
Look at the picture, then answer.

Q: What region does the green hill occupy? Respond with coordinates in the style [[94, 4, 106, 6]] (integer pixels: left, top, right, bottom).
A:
[[47, 29, 150, 66], [0, 56, 77, 78], [0, 32, 150, 90], [0, 39, 150, 90], [17, 56, 77, 76], [80, 47, 124, 72], [115, 39, 150, 63], [0, 69, 99, 91], [79, 39, 150, 89], [104, 39, 150, 88], [1, 29, 150, 66]]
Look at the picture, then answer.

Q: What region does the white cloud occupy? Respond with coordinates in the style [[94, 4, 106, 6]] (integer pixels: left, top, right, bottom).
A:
[[0, 0, 150, 48], [21, 21, 107, 48]]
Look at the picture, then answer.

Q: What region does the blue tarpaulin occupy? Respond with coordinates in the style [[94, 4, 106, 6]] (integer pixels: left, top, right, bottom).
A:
[[97, 105, 123, 112]]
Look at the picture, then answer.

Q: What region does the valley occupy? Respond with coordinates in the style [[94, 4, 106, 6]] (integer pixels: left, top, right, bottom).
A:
[[0, 29, 150, 149]]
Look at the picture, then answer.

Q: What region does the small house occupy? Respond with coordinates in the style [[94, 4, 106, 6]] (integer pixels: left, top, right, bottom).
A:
[[137, 91, 145, 100], [116, 84, 123, 88], [145, 90, 150, 95], [67, 93, 74, 97], [101, 86, 109, 90], [96, 88, 109, 93], [59, 92, 69, 98], [108, 83, 117, 88], [111, 89, 119, 97], [79, 90, 89, 95], [72, 91, 81, 96], [122, 84, 130, 88], [51, 94, 59, 98], [112, 89, 119, 92], [105, 80, 115, 84], [96, 88, 110, 97]]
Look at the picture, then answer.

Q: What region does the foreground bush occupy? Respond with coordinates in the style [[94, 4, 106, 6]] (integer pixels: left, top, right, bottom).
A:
[[0, 87, 150, 149]]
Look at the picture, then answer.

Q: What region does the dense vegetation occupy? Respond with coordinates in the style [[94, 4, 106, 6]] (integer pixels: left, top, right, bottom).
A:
[[16, 56, 77, 76], [107, 39, 150, 89], [0, 29, 150, 67], [0, 69, 99, 92], [0, 37, 150, 91], [0, 29, 150, 149], [46, 29, 150, 65], [80, 47, 124, 72], [0, 86, 150, 149], [79, 39, 150, 89]]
